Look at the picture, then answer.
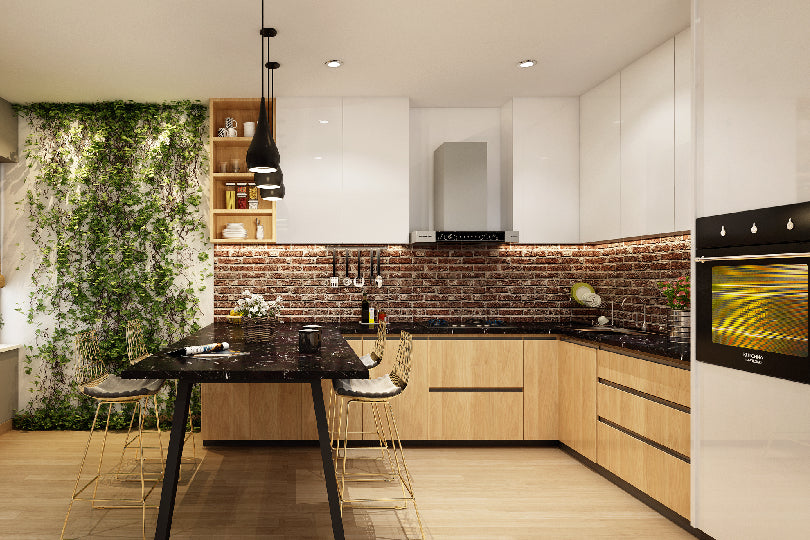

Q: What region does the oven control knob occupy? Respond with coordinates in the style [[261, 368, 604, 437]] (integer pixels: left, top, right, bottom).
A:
[[720, 226, 726, 236], [787, 218, 794, 230], [751, 222, 758, 234]]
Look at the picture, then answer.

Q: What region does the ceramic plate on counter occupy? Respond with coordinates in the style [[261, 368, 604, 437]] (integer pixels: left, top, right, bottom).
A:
[[571, 282, 595, 306]]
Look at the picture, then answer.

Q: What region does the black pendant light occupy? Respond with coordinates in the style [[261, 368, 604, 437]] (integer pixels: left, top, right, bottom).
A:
[[246, 0, 280, 174], [255, 59, 284, 193], [260, 174, 285, 201]]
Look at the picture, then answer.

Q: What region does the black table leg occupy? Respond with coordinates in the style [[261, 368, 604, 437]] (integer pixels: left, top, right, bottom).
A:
[[154, 380, 192, 540], [311, 380, 345, 540]]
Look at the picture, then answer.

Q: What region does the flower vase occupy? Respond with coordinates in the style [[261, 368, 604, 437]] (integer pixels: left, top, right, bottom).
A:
[[242, 316, 277, 342], [668, 309, 690, 344]]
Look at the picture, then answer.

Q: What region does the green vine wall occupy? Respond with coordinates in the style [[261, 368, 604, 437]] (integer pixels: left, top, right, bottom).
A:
[[11, 101, 209, 430]]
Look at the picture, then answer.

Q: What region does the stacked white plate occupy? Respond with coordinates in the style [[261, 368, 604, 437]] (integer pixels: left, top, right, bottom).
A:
[[222, 223, 247, 239]]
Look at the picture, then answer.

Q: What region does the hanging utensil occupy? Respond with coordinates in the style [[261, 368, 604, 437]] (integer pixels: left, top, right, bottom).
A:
[[353, 249, 364, 287], [343, 249, 352, 286], [330, 250, 339, 287], [375, 248, 383, 288]]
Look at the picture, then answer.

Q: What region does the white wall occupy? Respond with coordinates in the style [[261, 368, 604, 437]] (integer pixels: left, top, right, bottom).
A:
[[409, 108, 502, 231], [0, 120, 213, 409], [693, 1, 810, 538]]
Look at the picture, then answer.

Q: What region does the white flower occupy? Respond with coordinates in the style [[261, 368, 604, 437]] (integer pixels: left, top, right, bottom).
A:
[[233, 289, 282, 318]]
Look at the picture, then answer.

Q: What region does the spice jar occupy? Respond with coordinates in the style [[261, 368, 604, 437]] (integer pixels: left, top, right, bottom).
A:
[[225, 183, 236, 210], [248, 182, 259, 210], [236, 183, 248, 209]]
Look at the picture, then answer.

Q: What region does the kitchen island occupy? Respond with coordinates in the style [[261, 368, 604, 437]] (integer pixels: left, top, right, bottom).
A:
[[121, 322, 367, 540]]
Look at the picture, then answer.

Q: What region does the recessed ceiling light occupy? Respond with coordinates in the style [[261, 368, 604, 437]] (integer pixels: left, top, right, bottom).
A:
[[518, 59, 537, 68], [314, 156, 323, 160], [319, 120, 329, 124], [325, 59, 343, 68]]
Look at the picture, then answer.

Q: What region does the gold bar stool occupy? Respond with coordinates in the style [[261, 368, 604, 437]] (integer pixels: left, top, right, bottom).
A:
[[329, 319, 387, 450], [127, 320, 199, 471], [332, 331, 424, 539], [61, 330, 166, 540]]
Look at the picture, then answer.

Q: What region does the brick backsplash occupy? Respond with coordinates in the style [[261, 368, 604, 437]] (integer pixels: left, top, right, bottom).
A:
[[214, 233, 690, 333]]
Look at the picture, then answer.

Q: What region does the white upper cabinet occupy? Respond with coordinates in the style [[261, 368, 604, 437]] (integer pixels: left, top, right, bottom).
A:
[[620, 38, 676, 238], [340, 98, 410, 244], [511, 98, 580, 243], [674, 28, 693, 231], [275, 97, 409, 244], [579, 74, 621, 242], [275, 97, 343, 244]]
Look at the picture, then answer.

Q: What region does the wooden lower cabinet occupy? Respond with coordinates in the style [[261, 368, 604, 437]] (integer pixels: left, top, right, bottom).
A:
[[598, 349, 690, 407], [597, 382, 690, 457], [558, 341, 597, 461], [523, 339, 559, 440], [427, 337, 524, 440], [429, 391, 523, 440], [597, 421, 690, 518], [428, 337, 523, 388]]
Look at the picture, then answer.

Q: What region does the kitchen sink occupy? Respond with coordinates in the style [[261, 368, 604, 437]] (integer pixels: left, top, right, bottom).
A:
[[574, 327, 648, 336]]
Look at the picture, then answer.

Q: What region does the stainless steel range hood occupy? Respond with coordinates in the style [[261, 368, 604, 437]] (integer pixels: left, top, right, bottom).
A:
[[411, 142, 518, 243]]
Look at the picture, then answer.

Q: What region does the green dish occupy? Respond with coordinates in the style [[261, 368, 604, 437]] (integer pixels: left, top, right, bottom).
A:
[[571, 282, 595, 306]]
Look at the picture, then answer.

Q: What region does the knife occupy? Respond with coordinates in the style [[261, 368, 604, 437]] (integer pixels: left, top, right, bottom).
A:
[[343, 249, 351, 286], [354, 249, 364, 287]]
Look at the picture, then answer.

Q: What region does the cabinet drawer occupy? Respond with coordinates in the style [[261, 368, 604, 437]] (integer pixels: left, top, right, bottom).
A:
[[598, 382, 690, 457], [597, 350, 689, 407], [429, 391, 523, 440], [597, 421, 690, 518], [429, 338, 523, 388]]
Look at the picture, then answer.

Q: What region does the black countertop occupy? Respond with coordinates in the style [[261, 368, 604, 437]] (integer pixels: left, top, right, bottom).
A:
[[338, 321, 691, 369], [121, 323, 367, 382]]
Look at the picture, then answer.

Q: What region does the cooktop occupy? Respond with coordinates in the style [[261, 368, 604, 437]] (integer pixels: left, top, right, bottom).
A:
[[421, 318, 518, 329]]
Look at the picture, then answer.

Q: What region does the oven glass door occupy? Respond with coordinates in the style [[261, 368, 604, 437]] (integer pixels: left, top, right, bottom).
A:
[[697, 256, 810, 384]]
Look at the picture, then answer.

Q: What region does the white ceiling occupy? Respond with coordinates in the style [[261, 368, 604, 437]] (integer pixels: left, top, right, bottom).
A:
[[0, 0, 689, 107]]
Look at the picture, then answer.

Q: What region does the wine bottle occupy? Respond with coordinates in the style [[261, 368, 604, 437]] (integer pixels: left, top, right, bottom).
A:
[[361, 292, 369, 324]]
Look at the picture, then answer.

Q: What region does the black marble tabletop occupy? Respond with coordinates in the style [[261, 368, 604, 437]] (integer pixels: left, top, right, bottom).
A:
[[121, 322, 368, 382], [338, 320, 691, 367]]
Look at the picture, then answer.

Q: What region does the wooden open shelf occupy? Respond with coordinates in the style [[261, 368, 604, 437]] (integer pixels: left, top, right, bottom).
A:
[[209, 98, 276, 244]]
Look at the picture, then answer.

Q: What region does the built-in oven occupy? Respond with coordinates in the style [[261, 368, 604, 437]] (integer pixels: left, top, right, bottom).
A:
[[696, 201, 810, 385]]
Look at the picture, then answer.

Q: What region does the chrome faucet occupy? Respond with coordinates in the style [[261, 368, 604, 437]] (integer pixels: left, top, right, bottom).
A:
[[641, 303, 648, 333]]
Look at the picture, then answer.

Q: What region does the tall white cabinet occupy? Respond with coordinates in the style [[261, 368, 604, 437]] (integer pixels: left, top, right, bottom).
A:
[[275, 97, 409, 244], [579, 29, 692, 242]]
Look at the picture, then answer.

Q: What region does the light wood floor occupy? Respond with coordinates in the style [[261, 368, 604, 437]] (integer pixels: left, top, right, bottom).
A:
[[0, 430, 695, 539]]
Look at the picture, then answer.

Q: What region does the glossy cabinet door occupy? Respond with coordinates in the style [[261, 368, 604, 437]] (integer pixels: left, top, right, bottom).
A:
[[557, 341, 597, 461], [579, 74, 621, 242], [340, 97, 410, 244], [620, 38, 676, 237], [274, 97, 409, 243], [511, 98, 580, 243], [275, 97, 343, 244], [523, 339, 559, 440]]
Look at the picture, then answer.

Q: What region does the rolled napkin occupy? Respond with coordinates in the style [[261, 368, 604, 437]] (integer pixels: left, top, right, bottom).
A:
[[168, 342, 230, 357]]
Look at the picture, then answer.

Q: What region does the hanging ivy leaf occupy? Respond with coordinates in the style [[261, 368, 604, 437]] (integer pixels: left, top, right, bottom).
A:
[[12, 100, 209, 430]]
